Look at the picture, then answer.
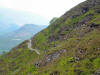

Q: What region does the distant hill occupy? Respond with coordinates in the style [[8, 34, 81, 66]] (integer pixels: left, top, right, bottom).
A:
[[0, 23, 20, 35], [0, 8, 49, 35], [0, 24, 47, 53]]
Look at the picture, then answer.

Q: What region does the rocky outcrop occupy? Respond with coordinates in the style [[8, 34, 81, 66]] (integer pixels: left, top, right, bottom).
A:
[[92, 69, 100, 75], [34, 49, 66, 67], [62, 0, 100, 19], [50, 71, 60, 75], [90, 23, 100, 28]]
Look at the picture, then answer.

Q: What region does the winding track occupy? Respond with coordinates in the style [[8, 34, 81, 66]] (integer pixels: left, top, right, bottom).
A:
[[27, 39, 40, 55]]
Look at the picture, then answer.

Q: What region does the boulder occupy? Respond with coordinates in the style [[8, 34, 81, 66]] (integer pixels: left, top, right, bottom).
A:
[[93, 69, 100, 75]]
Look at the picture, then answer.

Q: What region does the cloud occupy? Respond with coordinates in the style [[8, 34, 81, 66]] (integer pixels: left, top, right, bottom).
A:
[[0, 0, 86, 20]]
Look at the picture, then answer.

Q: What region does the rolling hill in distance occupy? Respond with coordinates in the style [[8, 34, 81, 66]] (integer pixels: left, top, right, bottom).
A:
[[0, 8, 49, 35], [0, 24, 47, 54], [0, 23, 20, 36], [0, 8, 48, 54]]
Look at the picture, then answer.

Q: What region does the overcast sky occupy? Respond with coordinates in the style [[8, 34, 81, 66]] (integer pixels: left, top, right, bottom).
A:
[[0, 0, 86, 20]]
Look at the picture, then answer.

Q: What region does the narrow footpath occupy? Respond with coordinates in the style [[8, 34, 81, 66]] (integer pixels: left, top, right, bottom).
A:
[[27, 39, 40, 55]]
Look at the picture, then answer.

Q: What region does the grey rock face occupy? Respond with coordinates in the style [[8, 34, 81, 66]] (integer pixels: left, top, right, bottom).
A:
[[62, 0, 100, 19], [34, 49, 66, 67], [50, 71, 60, 75], [93, 69, 100, 75]]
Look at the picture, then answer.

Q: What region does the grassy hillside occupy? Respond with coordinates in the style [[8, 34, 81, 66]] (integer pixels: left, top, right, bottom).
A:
[[0, 0, 100, 75]]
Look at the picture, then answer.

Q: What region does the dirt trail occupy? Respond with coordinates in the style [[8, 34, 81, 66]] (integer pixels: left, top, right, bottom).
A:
[[27, 39, 40, 55]]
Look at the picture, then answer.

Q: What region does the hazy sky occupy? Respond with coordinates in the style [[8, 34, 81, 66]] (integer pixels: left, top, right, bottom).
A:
[[0, 0, 86, 20]]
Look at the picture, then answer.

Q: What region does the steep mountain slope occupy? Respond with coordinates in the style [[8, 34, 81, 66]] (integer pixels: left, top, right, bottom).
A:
[[0, 0, 100, 75], [0, 24, 47, 54]]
